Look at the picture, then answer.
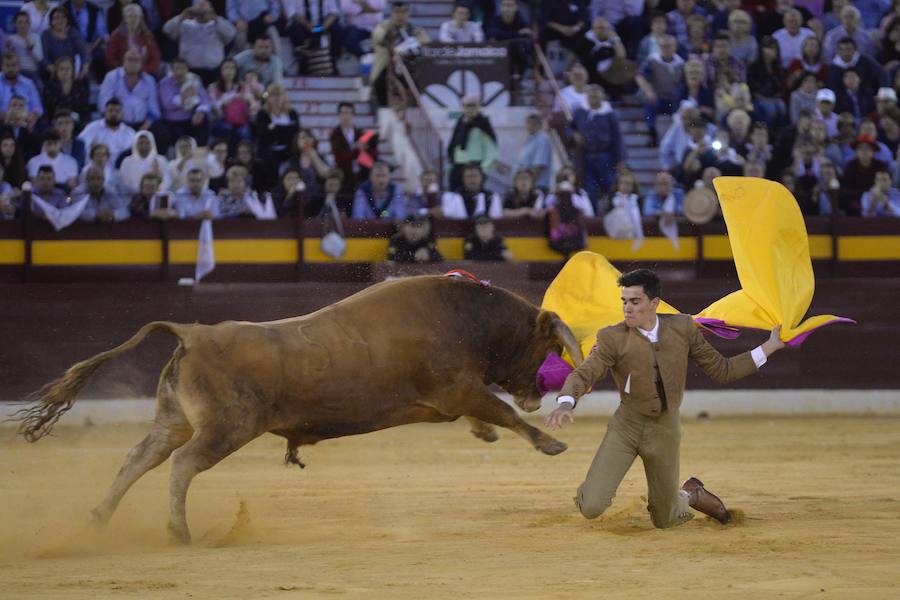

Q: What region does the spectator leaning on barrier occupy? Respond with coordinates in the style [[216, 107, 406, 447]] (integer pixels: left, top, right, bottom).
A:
[[386, 213, 443, 263], [78, 165, 130, 223], [30, 165, 69, 220], [79, 142, 115, 188], [129, 171, 161, 219], [442, 162, 503, 220], [352, 161, 407, 219], [541, 166, 595, 217], [174, 166, 219, 220], [217, 164, 257, 218], [643, 171, 684, 216], [502, 168, 544, 219], [464, 214, 512, 261]]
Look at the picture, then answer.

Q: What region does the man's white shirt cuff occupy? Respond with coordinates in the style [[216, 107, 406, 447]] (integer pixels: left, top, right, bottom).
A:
[[557, 395, 576, 406], [751, 346, 767, 369]]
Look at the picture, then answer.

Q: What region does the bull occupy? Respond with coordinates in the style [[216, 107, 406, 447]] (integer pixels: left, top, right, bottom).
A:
[[13, 275, 584, 543]]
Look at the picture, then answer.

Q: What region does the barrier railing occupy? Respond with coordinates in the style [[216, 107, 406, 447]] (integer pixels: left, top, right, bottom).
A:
[[388, 53, 444, 182]]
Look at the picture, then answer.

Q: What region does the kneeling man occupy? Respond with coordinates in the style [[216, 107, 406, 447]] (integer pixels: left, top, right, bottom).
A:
[[546, 269, 784, 527]]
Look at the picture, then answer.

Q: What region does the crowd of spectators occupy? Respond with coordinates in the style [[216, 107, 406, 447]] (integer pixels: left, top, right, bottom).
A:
[[1, 0, 899, 268]]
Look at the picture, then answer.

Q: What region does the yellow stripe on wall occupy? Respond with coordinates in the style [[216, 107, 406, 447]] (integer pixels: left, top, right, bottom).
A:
[[838, 236, 900, 260], [303, 238, 389, 262], [31, 240, 162, 265], [0, 239, 25, 264], [169, 239, 297, 264], [703, 234, 832, 259]]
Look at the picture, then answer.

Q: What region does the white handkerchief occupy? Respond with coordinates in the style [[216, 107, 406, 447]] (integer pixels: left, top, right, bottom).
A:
[[624, 373, 631, 394]]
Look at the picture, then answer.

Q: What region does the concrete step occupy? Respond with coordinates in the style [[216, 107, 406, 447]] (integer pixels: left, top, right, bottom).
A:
[[410, 3, 452, 17], [300, 114, 376, 129], [284, 77, 361, 90], [291, 101, 372, 116], [624, 132, 653, 146], [288, 89, 364, 103]]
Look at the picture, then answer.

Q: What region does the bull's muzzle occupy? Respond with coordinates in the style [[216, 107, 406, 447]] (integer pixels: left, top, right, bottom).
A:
[[513, 395, 542, 413]]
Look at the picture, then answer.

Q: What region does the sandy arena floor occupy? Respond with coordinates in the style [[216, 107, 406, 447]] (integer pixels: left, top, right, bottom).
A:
[[1, 414, 899, 599]]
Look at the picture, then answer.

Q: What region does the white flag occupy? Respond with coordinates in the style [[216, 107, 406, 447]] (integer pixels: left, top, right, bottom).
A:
[[659, 214, 680, 251], [195, 219, 215, 282], [31, 194, 88, 231], [659, 193, 679, 251], [245, 191, 277, 220]]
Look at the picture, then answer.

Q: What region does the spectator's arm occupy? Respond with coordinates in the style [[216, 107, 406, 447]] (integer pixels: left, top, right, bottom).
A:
[[391, 191, 407, 219], [26, 79, 43, 117], [147, 78, 161, 122], [351, 190, 367, 218], [194, 84, 212, 113], [438, 22, 454, 43], [226, 0, 242, 22], [162, 15, 182, 39], [144, 37, 162, 75], [473, 23, 485, 43], [612, 116, 625, 165], [634, 72, 657, 102], [216, 17, 237, 42], [271, 55, 284, 84], [105, 31, 124, 69], [30, 34, 44, 63], [98, 72, 114, 114]]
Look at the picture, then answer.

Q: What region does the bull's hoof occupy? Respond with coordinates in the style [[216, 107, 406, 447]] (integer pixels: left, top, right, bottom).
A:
[[167, 522, 191, 546], [471, 426, 499, 443], [539, 440, 568, 456]]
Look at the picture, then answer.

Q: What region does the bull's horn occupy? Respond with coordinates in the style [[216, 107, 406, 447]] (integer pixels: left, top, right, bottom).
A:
[[551, 318, 584, 366]]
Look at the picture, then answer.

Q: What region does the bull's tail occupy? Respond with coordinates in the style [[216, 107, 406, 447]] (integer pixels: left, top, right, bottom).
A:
[[11, 321, 186, 442]]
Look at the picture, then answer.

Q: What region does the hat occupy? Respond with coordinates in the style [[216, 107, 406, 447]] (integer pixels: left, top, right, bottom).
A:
[[877, 87, 898, 102], [851, 135, 878, 150], [815, 89, 836, 103], [683, 187, 719, 224]]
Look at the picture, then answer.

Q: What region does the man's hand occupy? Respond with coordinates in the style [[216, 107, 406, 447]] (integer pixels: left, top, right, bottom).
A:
[[191, 111, 205, 126], [761, 324, 785, 356], [236, 19, 248, 32], [545, 405, 575, 430]]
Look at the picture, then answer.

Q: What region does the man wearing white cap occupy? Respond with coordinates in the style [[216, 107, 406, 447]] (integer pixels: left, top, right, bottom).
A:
[[875, 87, 898, 118], [815, 88, 839, 138]]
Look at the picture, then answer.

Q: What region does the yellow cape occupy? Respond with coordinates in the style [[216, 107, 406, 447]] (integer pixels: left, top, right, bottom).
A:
[[542, 177, 852, 361]]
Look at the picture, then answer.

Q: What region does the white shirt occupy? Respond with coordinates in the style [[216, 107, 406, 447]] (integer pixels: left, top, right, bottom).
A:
[[27, 151, 79, 185], [441, 190, 503, 220], [77, 119, 137, 163], [557, 317, 768, 406], [21, 1, 59, 36], [555, 85, 590, 115], [438, 20, 484, 43], [773, 27, 815, 68]]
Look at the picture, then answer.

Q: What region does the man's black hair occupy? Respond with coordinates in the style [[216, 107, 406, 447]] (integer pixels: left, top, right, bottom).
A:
[[618, 269, 661, 300], [337, 101, 354, 113]]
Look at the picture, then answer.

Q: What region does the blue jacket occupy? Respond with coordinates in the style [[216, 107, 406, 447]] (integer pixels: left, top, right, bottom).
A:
[[570, 106, 625, 165]]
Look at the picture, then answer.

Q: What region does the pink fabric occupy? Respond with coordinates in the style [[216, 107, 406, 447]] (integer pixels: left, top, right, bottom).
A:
[[536, 352, 574, 395]]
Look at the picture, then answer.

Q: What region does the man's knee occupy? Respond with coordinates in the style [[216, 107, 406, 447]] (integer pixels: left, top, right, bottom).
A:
[[575, 490, 613, 519]]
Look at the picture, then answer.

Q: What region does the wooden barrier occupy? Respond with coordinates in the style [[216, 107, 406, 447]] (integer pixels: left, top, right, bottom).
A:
[[2, 215, 900, 282]]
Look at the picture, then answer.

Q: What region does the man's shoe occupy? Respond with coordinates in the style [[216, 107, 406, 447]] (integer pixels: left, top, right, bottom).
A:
[[682, 477, 732, 524]]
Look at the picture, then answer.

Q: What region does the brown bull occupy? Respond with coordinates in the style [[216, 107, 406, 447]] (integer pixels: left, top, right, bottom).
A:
[[14, 275, 584, 543]]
